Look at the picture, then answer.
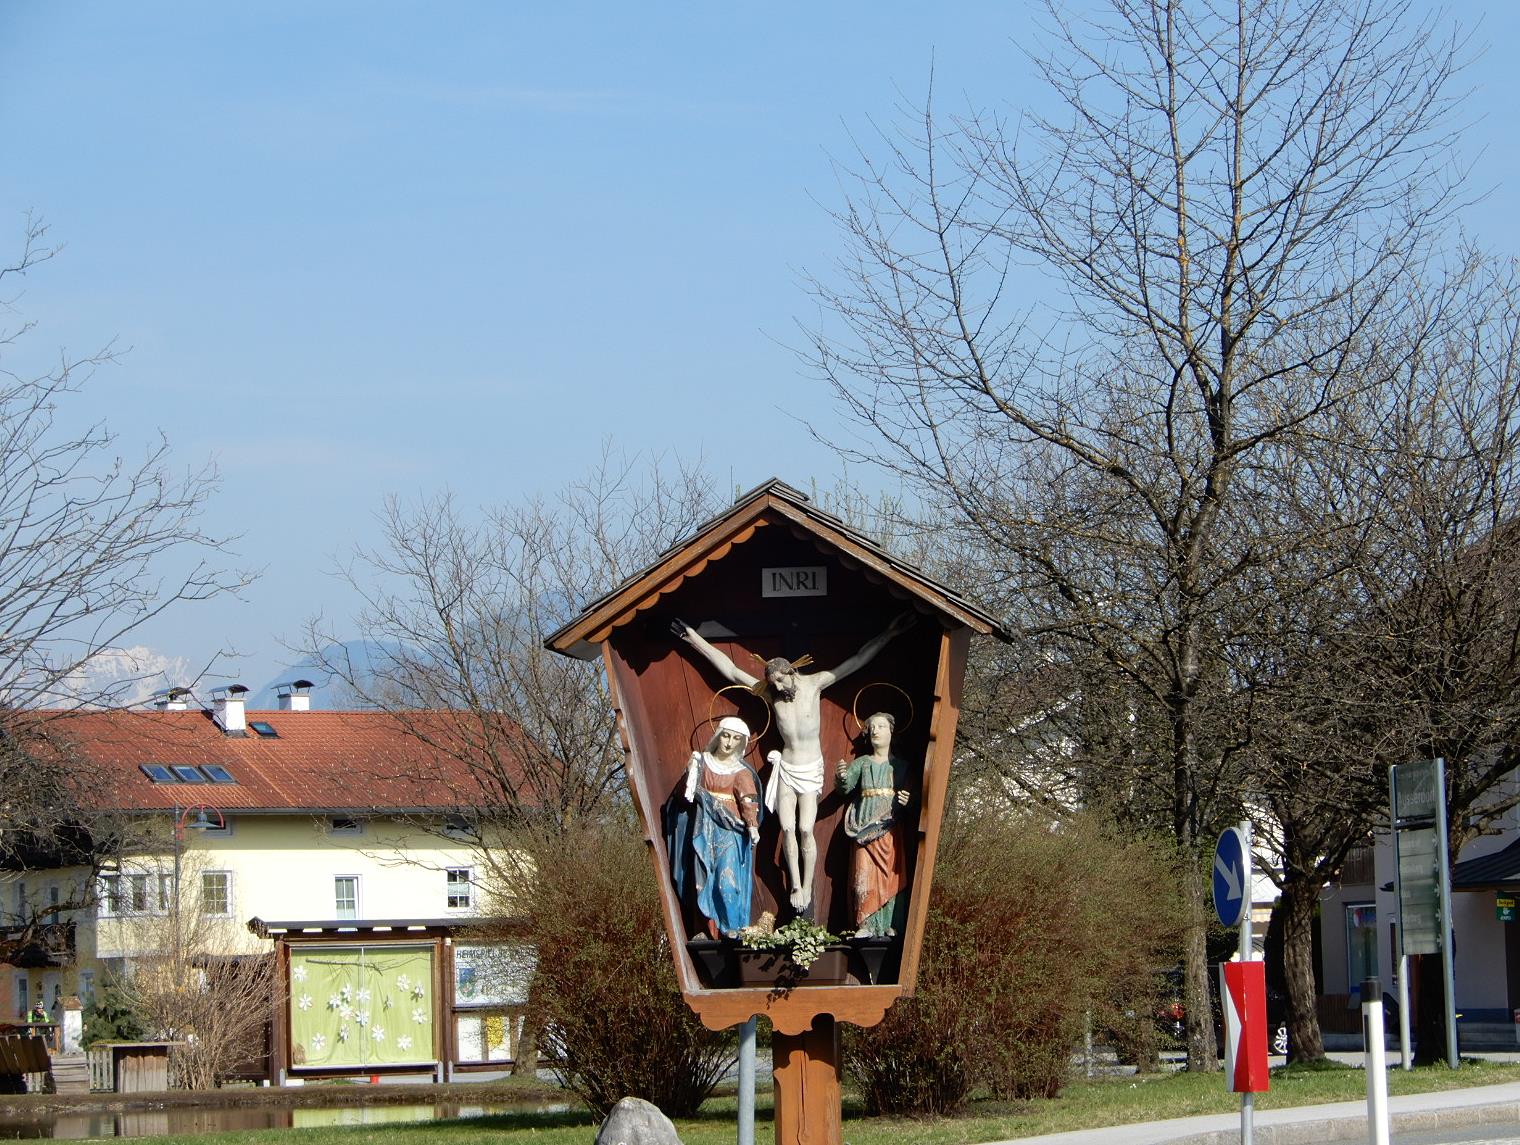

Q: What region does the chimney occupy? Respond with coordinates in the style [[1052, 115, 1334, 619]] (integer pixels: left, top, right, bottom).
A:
[[211, 684, 249, 734], [152, 687, 192, 711], [276, 679, 314, 712]]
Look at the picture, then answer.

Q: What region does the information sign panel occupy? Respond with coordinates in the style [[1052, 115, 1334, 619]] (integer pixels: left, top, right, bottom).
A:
[[1393, 759, 1440, 823], [1396, 826, 1441, 955]]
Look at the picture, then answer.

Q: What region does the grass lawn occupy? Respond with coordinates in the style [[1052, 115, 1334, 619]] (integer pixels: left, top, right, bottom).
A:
[[128, 1057, 1520, 1145]]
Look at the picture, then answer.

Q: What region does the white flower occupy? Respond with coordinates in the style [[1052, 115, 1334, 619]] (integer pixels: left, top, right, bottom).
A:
[[327, 994, 342, 1010], [355, 1010, 370, 1027], [356, 987, 372, 1004], [296, 994, 313, 1011], [339, 984, 353, 1001], [339, 1004, 354, 1022], [337, 1026, 349, 1043], [397, 1034, 412, 1051], [291, 965, 308, 982], [396, 974, 410, 991], [412, 984, 425, 1000], [372, 1026, 386, 1043], [310, 1033, 326, 1052], [411, 1007, 426, 1025]]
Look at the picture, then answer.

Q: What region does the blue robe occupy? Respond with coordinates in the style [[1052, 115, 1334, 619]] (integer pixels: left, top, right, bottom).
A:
[[668, 756, 762, 937]]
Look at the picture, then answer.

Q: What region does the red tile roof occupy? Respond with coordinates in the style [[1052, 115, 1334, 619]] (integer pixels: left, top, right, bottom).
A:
[[30, 709, 506, 813]]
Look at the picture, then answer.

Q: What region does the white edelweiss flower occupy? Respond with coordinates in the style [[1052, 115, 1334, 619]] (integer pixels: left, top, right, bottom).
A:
[[396, 974, 410, 991], [339, 1005, 354, 1022], [356, 987, 372, 1004], [310, 1033, 326, 1052], [372, 1026, 386, 1043], [356, 1011, 370, 1027], [412, 984, 425, 1000], [291, 965, 308, 982], [411, 1007, 426, 1025], [397, 1035, 412, 1051], [337, 1026, 349, 1043], [327, 994, 342, 1010], [339, 984, 353, 1001], [296, 994, 313, 1011]]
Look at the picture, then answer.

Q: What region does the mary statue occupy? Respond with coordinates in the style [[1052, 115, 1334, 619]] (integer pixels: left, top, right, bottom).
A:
[[667, 716, 762, 939]]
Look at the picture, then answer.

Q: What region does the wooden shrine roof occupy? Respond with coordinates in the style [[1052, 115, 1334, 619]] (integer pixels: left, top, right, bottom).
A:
[[546, 478, 1010, 659]]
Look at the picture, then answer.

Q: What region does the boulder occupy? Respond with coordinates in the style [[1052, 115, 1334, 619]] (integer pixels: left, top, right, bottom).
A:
[[594, 1096, 682, 1145]]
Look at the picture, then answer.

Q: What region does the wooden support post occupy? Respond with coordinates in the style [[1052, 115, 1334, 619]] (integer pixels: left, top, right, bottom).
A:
[[772, 1015, 843, 1145]]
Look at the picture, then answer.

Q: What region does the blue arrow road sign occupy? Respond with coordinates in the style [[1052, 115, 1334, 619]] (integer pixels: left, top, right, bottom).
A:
[[1213, 827, 1250, 928]]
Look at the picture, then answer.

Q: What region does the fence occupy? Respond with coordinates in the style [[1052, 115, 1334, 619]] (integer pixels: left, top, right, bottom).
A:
[[86, 1047, 112, 1092]]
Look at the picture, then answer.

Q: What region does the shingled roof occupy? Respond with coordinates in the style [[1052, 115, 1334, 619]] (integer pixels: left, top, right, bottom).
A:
[[31, 708, 500, 814], [547, 477, 1010, 659], [1454, 837, 1520, 890]]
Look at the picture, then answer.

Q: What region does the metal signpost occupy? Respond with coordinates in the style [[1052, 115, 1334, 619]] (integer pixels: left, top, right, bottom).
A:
[[1213, 823, 1266, 1145], [1390, 759, 1458, 1069]]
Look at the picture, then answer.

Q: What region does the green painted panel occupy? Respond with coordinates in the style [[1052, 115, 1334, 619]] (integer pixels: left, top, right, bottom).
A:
[[288, 945, 435, 1068]]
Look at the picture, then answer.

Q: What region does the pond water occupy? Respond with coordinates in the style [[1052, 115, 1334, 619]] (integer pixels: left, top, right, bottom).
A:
[[0, 1101, 566, 1140]]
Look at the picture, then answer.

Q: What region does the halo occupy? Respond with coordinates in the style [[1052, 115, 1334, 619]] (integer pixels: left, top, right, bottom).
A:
[[849, 682, 915, 737], [706, 683, 773, 748]]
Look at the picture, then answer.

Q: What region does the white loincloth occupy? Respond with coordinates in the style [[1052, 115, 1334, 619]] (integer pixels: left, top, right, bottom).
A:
[[764, 750, 824, 812]]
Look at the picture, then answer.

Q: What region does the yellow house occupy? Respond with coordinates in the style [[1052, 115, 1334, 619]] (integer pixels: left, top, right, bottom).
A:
[[1, 685, 530, 1081]]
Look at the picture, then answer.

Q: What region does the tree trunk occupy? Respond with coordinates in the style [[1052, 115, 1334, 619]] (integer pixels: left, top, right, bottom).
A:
[[1276, 875, 1326, 1063], [511, 1006, 542, 1076], [1182, 878, 1218, 1072]]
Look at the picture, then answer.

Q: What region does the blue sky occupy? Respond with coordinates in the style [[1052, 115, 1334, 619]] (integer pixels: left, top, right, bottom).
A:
[[1, 2, 1517, 697]]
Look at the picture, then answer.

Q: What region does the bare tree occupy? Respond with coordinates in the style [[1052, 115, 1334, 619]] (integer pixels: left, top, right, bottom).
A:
[[806, 0, 1464, 1069], [1324, 257, 1520, 1062], [305, 451, 720, 850], [118, 847, 276, 1089], [304, 452, 721, 1071], [0, 216, 249, 960]]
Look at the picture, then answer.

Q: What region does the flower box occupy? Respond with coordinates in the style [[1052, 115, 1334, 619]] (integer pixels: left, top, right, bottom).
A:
[[736, 945, 850, 987]]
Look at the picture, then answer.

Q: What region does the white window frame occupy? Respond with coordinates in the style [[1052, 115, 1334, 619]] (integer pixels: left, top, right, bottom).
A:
[[98, 874, 122, 918], [334, 875, 360, 920], [445, 868, 474, 911], [200, 870, 233, 918]]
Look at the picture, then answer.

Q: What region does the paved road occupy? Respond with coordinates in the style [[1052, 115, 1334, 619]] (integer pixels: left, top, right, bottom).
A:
[[1395, 1129, 1520, 1144], [995, 1058, 1520, 1145]]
